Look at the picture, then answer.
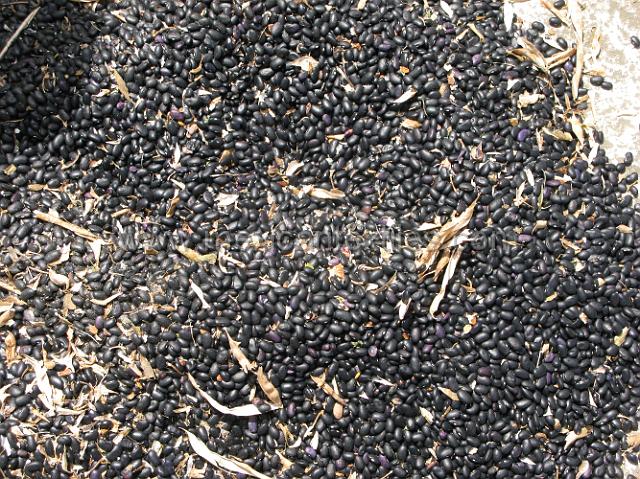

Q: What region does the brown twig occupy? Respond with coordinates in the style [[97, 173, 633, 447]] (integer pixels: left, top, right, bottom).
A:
[[0, 6, 39, 62]]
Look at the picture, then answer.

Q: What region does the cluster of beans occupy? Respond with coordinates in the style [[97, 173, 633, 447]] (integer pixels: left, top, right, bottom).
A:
[[1, 0, 640, 478]]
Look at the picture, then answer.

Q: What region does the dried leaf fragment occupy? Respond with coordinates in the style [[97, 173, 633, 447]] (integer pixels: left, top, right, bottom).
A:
[[90, 292, 122, 306], [510, 38, 547, 72], [139, 355, 156, 379], [4, 332, 16, 362], [391, 87, 417, 104], [329, 263, 345, 281], [398, 298, 411, 320], [186, 431, 275, 479], [177, 245, 217, 263], [419, 407, 434, 424], [614, 327, 629, 347], [189, 280, 210, 310], [48, 270, 70, 289], [518, 93, 545, 108], [401, 118, 422, 129], [216, 192, 239, 207], [187, 374, 278, 416], [577, 460, 591, 479], [225, 328, 255, 373], [565, 427, 591, 449], [617, 225, 632, 234], [438, 386, 459, 402], [309, 187, 346, 200], [627, 431, 640, 448], [256, 367, 282, 407], [290, 55, 318, 72], [310, 372, 346, 405], [567, 0, 584, 100], [430, 245, 464, 315], [111, 68, 132, 103], [0, 279, 20, 294], [544, 128, 573, 142], [416, 200, 476, 270], [503, 0, 514, 31], [439, 0, 454, 18], [285, 160, 303, 177]]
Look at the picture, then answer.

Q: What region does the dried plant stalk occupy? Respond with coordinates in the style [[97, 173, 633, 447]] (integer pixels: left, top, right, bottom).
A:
[[0, 7, 40, 62], [35, 211, 100, 241]]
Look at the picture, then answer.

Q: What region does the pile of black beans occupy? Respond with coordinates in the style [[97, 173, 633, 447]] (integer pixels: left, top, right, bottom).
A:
[[1, 0, 640, 478]]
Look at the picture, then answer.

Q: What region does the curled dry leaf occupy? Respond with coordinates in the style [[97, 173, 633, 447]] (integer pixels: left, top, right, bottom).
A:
[[4, 332, 16, 362], [391, 87, 417, 104], [510, 38, 547, 72], [614, 327, 629, 347], [35, 211, 100, 242], [177, 245, 217, 263], [310, 372, 346, 405], [326, 133, 346, 141], [225, 328, 255, 373], [166, 195, 180, 217], [564, 427, 591, 449], [503, 0, 514, 32], [139, 355, 156, 379], [290, 55, 318, 72], [328, 263, 345, 281], [0, 309, 15, 327], [111, 68, 132, 103], [256, 367, 282, 407], [285, 160, 303, 177], [577, 460, 591, 479], [401, 118, 422, 129], [216, 192, 239, 207], [0, 280, 20, 294], [517, 92, 545, 108], [188, 374, 278, 416], [544, 128, 573, 142], [186, 431, 275, 479], [627, 431, 640, 448], [309, 187, 346, 200], [48, 270, 70, 289], [24, 355, 56, 412], [398, 298, 411, 320], [569, 116, 585, 146], [468, 23, 484, 42], [433, 249, 451, 280], [430, 245, 464, 315], [50, 244, 71, 266], [276, 450, 294, 471], [89, 240, 102, 265], [438, 386, 459, 402], [419, 407, 434, 424], [90, 292, 122, 306], [189, 280, 210, 310], [416, 199, 476, 271], [546, 47, 577, 69], [439, 0, 454, 18]]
